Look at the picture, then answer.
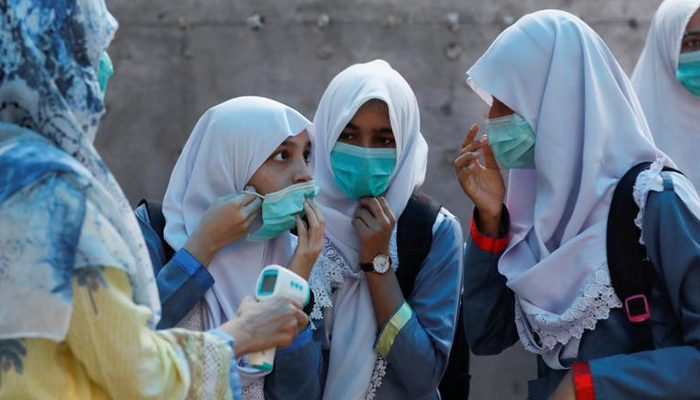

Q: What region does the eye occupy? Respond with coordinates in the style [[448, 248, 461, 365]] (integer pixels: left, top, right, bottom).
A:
[[683, 37, 700, 51], [339, 132, 355, 141], [272, 151, 288, 161], [303, 151, 312, 164], [378, 137, 396, 146]]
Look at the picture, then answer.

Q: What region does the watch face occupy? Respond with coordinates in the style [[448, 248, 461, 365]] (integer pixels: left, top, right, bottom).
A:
[[373, 254, 391, 274]]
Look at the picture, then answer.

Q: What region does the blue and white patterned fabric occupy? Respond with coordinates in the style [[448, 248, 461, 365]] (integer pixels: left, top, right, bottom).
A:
[[0, 0, 161, 341]]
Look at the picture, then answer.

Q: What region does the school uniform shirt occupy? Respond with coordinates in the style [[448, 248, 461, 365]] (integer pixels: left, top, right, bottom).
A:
[[311, 208, 463, 400], [135, 204, 322, 400], [461, 9, 700, 400], [463, 171, 700, 400]]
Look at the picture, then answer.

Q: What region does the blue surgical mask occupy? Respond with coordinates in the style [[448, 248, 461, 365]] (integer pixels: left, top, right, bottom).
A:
[[330, 142, 396, 200], [677, 49, 700, 97], [245, 181, 320, 240], [97, 51, 113, 100], [485, 113, 536, 169]]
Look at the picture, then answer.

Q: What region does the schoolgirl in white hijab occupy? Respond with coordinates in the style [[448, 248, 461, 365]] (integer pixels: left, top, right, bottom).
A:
[[632, 0, 700, 190], [457, 10, 700, 400], [162, 96, 325, 398], [310, 60, 463, 400]]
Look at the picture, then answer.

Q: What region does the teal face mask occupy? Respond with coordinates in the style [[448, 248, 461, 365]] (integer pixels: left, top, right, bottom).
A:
[[677, 49, 700, 97], [97, 51, 113, 100], [245, 181, 320, 240], [485, 113, 536, 169], [330, 142, 397, 200]]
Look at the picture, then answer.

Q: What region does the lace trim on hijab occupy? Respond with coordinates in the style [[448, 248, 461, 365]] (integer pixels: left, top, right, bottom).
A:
[[241, 379, 264, 400], [363, 355, 388, 400], [308, 230, 399, 324], [308, 230, 399, 396], [632, 156, 665, 245], [514, 265, 622, 354]]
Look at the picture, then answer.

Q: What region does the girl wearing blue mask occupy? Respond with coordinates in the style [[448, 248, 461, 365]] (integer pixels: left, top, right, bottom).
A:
[[308, 60, 464, 400], [456, 10, 700, 400], [136, 96, 326, 399], [0, 2, 311, 400], [632, 0, 700, 191]]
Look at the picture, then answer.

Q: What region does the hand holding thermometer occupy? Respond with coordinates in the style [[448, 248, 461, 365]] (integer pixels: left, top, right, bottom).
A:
[[248, 264, 311, 371]]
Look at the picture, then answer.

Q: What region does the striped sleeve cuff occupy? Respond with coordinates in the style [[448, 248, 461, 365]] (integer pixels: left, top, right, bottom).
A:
[[375, 302, 414, 357], [573, 361, 595, 400]]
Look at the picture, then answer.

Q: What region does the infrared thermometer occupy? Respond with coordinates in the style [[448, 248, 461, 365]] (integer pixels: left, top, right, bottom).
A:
[[248, 265, 310, 371]]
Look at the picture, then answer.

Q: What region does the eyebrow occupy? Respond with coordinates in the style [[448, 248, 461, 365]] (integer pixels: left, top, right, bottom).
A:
[[683, 30, 700, 37], [279, 139, 298, 149], [344, 123, 393, 134]]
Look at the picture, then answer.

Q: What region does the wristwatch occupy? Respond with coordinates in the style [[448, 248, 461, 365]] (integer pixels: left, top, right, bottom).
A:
[[360, 254, 392, 274]]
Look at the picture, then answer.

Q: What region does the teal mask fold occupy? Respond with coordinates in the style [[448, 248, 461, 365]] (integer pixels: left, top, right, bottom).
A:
[[246, 181, 320, 240], [485, 113, 536, 169], [677, 49, 700, 97], [330, 142, 396, 199]]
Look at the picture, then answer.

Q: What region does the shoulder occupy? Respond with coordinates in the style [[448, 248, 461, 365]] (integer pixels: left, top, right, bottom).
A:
[[433, 207, 463, 240]]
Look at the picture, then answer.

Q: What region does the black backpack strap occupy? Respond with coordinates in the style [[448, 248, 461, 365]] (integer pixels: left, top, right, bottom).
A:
[[606, 163, 682, 353], [138, 199, 175, 260], [396, 192, 442, 299], [396, 193, 471, 400]]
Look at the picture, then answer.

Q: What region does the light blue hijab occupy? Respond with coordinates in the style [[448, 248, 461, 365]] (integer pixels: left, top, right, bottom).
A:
[[0, 0, 160, 341]]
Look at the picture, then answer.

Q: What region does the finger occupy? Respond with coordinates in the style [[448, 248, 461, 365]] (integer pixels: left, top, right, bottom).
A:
[[303, 201, 319, 230], [352, 217, 372, 236], [454, 152, 481, 172], [377, 197, 395, 225], [242, 196, 262, 217], [480, 135, 500, 170], [295, 215, 308, 242], [245, 207, 260, 225], [358, 197, 385, 220], [224, 192, 258, 206], [294, 309, 309, 331], [462, 124, 479, 148], [309, 201, 325, 227], [460, 140, 483, 155], [356, 208, 380, 230]]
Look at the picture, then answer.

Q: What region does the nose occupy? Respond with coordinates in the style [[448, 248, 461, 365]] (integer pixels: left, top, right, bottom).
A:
[[292, 159, 312, 184]]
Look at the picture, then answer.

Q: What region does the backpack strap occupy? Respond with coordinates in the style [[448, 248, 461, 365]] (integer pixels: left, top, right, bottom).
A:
[[138, 199, 175, 260], [395, 193, 471, 400], [396, 192, 442, 299], [606, 163, 682, 353]]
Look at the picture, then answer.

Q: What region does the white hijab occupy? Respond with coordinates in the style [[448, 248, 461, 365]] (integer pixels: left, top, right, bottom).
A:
[[163, 96, 312, 329], [467, 10, 679, 369], [313, 60, 428, 399], [632, 0, 700, 190]]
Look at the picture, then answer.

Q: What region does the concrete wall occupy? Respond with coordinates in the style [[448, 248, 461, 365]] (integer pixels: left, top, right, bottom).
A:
[[99, 1, 663, 398]]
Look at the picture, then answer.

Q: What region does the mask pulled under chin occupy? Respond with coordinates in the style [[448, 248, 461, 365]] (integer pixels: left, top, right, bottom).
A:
[[243, 180, 320, 241]]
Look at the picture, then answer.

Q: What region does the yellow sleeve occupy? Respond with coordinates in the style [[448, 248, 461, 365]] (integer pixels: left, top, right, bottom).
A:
[[66, 266, 234, 400]]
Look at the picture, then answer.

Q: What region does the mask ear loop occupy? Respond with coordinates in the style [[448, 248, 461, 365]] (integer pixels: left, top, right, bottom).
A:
[[242, 186, 265, 200]]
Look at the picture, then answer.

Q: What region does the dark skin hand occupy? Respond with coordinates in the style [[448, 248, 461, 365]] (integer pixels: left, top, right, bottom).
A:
[[454, 97, 513, 234]]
